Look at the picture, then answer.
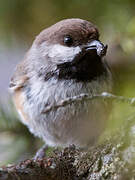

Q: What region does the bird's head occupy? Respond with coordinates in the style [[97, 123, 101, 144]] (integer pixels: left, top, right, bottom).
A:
[[28, 18, 109, 82]]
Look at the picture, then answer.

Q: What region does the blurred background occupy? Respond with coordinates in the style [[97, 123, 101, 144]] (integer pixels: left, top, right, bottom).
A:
[[0, 0, 135, 165]]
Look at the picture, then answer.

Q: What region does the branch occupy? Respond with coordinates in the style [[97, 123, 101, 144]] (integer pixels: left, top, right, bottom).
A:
[[1, 93, 135, 179], [42, 92, 135, 113], [0, 130, 135, 180]]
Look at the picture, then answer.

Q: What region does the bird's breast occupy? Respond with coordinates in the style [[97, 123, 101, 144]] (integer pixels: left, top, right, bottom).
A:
[[20, 77, 111, 147]]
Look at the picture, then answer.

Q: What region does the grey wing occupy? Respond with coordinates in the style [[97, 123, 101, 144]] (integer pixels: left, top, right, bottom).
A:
[[9, 60, 28, 93]]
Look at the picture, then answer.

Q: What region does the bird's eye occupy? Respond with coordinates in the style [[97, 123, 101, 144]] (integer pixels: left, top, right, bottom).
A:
[[64, 36, 73, 46]]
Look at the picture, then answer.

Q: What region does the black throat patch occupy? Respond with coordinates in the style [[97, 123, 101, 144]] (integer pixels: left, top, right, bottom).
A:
[[42, 50, 109, 82], [56, 50, 108, 82]]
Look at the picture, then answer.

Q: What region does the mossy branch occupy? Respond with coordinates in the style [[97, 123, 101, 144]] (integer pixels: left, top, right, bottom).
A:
[[1, 93, 135, 179]]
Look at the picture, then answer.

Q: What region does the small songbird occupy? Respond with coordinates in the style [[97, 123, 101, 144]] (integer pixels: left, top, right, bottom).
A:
[[9, 18, 112, 156]]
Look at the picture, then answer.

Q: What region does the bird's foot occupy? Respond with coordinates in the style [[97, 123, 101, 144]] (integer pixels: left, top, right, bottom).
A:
[[33, 144, 49, 160]]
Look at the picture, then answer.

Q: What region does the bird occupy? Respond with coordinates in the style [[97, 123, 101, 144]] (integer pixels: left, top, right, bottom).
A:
[[9, 18, 112, 158]]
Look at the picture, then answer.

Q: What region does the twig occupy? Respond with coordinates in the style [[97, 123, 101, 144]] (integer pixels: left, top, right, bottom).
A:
[[42, 92, 135, 114]]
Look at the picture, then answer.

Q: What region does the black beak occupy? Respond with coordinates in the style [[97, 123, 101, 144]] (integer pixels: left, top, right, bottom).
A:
[[83, 40, 108, 57]]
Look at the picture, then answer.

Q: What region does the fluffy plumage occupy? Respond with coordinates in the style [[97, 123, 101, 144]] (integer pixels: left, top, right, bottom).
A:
[[9, 18, 112, 148]]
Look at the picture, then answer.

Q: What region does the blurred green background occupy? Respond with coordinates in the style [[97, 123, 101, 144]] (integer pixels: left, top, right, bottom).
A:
[[0, 0, 135, 166]]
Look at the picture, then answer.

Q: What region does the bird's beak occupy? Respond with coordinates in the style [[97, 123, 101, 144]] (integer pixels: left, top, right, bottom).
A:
[[83, 40, 108, 57]]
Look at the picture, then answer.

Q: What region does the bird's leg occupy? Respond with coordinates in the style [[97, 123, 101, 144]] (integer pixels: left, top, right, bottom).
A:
[[33, 144, 49, 160]]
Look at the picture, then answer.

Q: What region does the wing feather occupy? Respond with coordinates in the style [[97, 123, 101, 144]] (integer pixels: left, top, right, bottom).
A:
[[9, 60, 28, 92]]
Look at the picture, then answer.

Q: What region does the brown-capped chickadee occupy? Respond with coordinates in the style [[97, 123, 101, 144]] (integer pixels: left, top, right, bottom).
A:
[[9, 18, 112, 150]]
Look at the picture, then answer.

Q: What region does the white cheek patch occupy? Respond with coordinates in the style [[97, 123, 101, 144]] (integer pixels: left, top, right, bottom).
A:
[[48, 44, 81, 63], [39, 42, 81, 63]]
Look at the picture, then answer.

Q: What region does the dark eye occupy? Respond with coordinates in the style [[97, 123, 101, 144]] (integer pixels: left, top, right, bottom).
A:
[[64, 36, 73, 46]]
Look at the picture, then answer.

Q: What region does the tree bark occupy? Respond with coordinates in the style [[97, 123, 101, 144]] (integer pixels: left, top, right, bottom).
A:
[[1, 93, 135, 180], [0, 116, 135, 180]]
